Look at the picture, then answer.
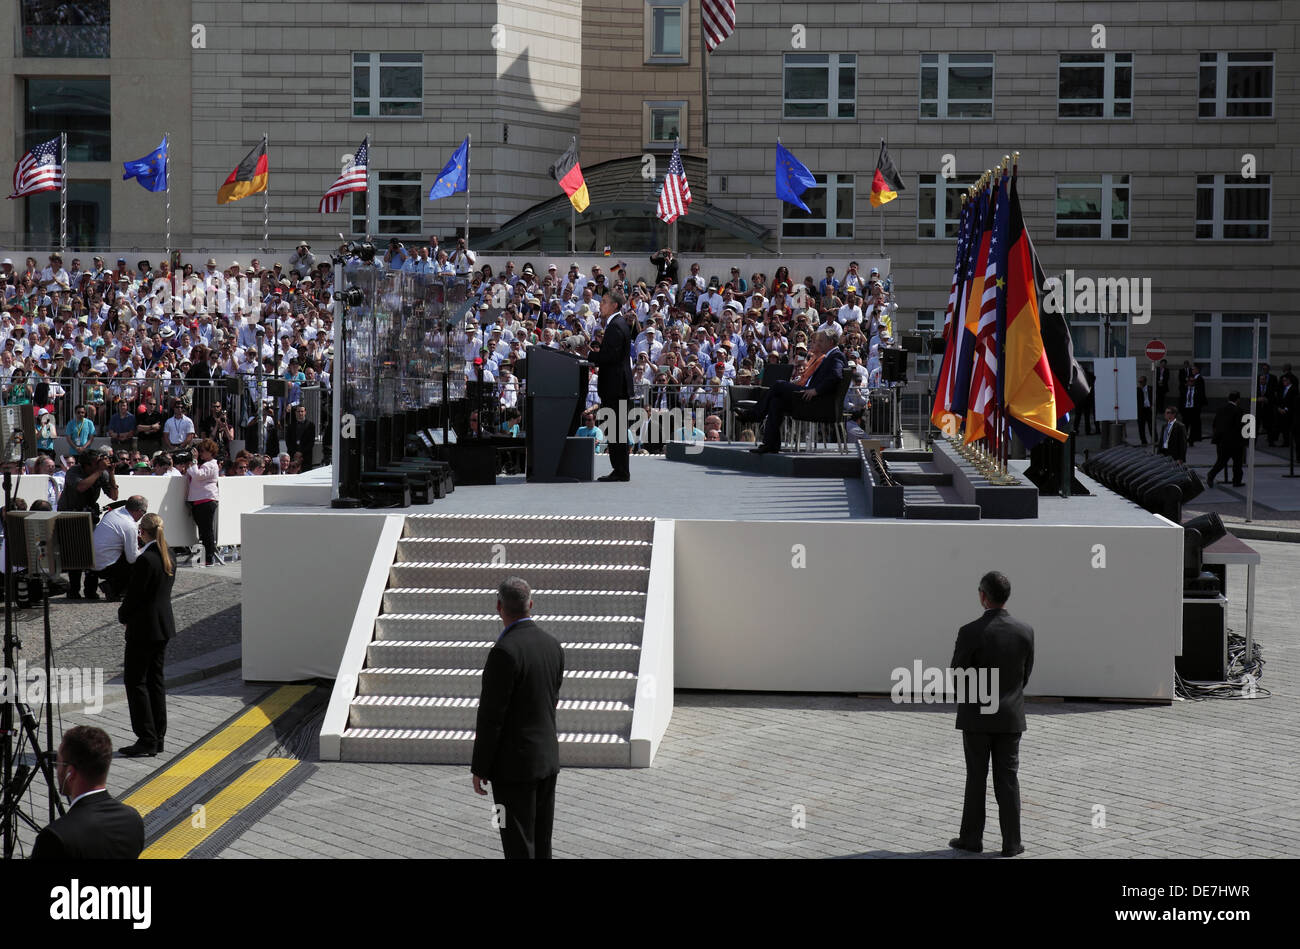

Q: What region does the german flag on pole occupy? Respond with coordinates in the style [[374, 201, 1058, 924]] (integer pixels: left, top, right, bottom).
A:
[[217, 136, 269, 205], [550, 139, 589, 213], [870, 140, 905, 208]]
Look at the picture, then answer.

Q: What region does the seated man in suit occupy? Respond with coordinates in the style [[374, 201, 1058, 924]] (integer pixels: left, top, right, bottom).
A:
[[740, 326, 846, 455], [31, 725, 144, 859], [1156, 406, 1188, 463]]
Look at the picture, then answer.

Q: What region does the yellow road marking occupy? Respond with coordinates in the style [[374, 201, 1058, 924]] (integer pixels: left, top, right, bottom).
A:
[[140, 758, 299, 859], [122, 685, 313, 818]]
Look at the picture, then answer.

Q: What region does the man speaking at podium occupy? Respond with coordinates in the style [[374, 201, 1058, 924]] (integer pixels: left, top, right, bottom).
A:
[[588, 289, 634, 482]]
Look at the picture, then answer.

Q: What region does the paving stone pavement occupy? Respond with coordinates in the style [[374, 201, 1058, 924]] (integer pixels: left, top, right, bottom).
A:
[[10, 542, 1298, 859]]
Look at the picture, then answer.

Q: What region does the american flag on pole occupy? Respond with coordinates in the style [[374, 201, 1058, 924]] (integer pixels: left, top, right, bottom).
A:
[[8, 136, 64, 200], [655, 144, 692, 223], [319, 137, 369, 213], [702, 0, 736, 52]]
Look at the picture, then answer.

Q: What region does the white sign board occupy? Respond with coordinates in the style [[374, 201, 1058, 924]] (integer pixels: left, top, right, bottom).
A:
[[1093, 357, 1138, 422]]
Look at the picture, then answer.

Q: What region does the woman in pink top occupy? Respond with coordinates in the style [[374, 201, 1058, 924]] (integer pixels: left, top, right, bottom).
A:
[[186, 438, 221, 566]]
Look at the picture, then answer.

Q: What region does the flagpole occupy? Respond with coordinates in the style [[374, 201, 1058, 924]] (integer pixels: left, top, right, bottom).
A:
[[465, 133, 472, 243], [60, 133, 67, 252], [164, 133, 172, 261], [671, 136, 679, 252], [776, 137, 783, 258], [263, 131, 270, 251], [569, 136, 577, 254]]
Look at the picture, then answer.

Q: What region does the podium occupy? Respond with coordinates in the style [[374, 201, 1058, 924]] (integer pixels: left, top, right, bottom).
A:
[[526, 347, 591, 483]]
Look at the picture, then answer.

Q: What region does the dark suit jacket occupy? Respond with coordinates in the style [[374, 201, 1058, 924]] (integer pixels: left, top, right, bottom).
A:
[[590, 312, 635, 404], [30, 791, 144, 860], [1279, 382, 1299, 431], [286, 419, 316, 460], [1256, 373, 1279, 403], [650, 252, 678, 286], [1157, 418, 1188, 462], [951, 608, 1035, 733], [802, 346, 847, 398], [1137, 385, 1153, 415], [1155, 367, 1169, 396], [472, 619, 565, 783], [118, 544, 176, 645], [1212, 402, 1245, 447], [1181, 374, 1207, 410]]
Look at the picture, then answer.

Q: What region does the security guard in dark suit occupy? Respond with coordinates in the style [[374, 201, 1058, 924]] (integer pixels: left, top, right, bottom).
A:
[[950, 571, 1035, 857], [472, 577, 565, 859], [31, 726, 144, 860], [118, 513, 177, 757]]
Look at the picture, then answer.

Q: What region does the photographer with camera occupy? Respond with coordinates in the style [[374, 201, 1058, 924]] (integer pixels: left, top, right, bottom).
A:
[[57, 447, 119, 599]]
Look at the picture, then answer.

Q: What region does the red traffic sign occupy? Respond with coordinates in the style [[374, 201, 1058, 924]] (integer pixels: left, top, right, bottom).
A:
[[1145, 339, 1167, 362]]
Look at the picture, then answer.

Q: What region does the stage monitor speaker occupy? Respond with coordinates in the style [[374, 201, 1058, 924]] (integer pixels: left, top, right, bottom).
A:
[[1183, 511, 1227, 547], [5, 511, 95, 573], [0, 404, 37, 464], [1177, 597, 1227, 680]]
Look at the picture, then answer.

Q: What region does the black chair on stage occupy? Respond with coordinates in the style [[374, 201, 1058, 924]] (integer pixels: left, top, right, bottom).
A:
[[784, 373, 854, 453]]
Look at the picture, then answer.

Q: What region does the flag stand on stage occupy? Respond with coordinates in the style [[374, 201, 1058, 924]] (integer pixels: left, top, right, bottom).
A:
[[465, 133, 471, 245], [263, 130, 270, 250], [164, 130, 171, 259], [777, 136, 782, 259]]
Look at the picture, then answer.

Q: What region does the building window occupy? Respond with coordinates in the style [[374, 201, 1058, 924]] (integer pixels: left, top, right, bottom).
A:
[[782, 173, 854, 240], [1196, 174, 1270, 240], [1067, 314, 1129, 375], [915, 311, 939, 377], [352, 171, 423, 237], [645, 0, 688, 64], [24, 180, 109, 249], [920, 53, 994, 119], [1199, 52, 1273, 118], [917, 173, 978, 239], [19, 0, 109, 57], [352, 52, 423, 118], [783, 53, 857, 119], [1056, 174, 1130, 239], [25, 79, 110, 162], [644, 100, 686, 149], [1058, 52, 1132, 118], [1194, 313, 1268, 378]]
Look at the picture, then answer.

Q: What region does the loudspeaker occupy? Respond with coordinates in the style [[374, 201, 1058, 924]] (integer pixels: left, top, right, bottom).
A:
[[899, 334, 924, 354], [881, 348, 907, 383], [1182, 511, 1227, 547], [266, 379, 289, 398], [1177, 597, 1227, 680], [448, 443, 496, 485]]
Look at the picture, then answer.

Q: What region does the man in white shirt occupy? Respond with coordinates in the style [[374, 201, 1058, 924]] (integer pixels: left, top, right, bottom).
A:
[[41, 253, 71, 293], [163, 401, 196, 452], [838, 289, 864, 326], [92, 495, 148, 599]]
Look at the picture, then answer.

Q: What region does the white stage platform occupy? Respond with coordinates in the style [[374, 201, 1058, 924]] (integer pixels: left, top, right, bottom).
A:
[[241, 456, 1183, 702]]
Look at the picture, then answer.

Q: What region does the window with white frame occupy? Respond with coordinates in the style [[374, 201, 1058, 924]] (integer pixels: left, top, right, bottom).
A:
[[1056, 174, 1130, 239], [915, 310, 938, 377], [1194, 313, 1268, 378], [920, 53, 994, 118], [645, 0, 687, 64], [783, 53, 857, 119], [352, 52, 423, 117], [1196, 174, 1270, 240], [351, 171, 422, 237], [1067, 314, 1129, 374], [1058, 52, 1132, 118], [1199, 52, 1273, 118], [917, 173, 978, 239], [643, 100, 686, 149], [782, 173, 854, 239]]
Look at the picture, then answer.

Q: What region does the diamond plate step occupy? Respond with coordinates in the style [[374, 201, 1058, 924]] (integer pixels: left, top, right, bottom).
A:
[[403, 514, 654, 542], [396, 537, 653, 566], [375, 614, 643, 644], [348, 695, 634, 733], [367, 640, 641, 672], [339, 728, 632, 766], [389, 563, 650, 592], [382, 588, 648, 616], [357, 667, 638, 702]]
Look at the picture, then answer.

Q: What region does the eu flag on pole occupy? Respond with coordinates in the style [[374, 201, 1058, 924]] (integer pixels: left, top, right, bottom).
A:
[[428, 138, 469, 200], [123, 136, 168, 193], [774, 143, 817, 213]]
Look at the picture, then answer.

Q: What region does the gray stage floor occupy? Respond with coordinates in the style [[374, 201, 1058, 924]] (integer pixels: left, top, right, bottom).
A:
[[433, 453, 868, 520]]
